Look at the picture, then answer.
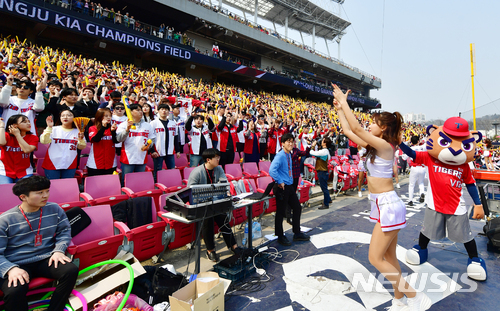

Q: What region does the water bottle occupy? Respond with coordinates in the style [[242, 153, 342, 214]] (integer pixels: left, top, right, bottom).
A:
[[253, 221, 262, 239], [242, 223, 248, 246]]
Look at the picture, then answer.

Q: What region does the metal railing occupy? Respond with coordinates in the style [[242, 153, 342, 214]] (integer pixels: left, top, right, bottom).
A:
[[187, 0, 381, 82], [40, 0, 195, 47]]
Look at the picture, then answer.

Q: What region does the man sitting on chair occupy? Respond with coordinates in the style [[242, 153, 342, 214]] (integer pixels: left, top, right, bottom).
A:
[[187, 148, 241, 262], [0, 176, 78, 311]]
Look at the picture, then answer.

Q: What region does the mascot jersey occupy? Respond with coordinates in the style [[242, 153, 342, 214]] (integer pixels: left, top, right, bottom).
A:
[[414, 151, 474, 215]]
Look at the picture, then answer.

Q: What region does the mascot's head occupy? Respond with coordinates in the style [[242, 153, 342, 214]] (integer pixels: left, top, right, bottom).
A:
[[426, 116, 482, 166]]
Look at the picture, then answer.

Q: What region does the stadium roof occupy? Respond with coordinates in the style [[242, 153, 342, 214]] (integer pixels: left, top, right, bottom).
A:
[[222, 0, 350, 40]]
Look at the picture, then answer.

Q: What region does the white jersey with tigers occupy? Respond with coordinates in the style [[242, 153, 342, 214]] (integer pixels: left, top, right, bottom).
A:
[[42, 127, 82, 170], [150, 118, 177, 156], [117, 121, 156, 165], [112, 115, 129, 148]]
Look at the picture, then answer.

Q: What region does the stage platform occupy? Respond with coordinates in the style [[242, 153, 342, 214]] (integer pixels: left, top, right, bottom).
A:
[[159, 178, 499, 311], [473, 169, 500, 183]]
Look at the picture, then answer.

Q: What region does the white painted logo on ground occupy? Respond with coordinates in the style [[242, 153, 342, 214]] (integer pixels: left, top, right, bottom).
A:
[[281, 231, 463, 310]]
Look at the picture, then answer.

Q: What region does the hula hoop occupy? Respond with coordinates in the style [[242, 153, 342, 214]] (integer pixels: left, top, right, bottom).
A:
[[77, 259, 135, 311], [27, 299, 71, 311], [3, 259, 132, 311], [26, 287, 86, 311]]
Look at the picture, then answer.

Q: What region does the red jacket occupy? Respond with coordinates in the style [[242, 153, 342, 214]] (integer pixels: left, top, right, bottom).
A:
[[267, 128, 284, 155], [244, 131, 260, 154], [217, 124, 237, 152]]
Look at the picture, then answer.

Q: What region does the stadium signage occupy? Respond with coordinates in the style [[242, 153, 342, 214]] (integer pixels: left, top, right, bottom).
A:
[[293, 80, 333, 95], [0, 0, 192, 60]]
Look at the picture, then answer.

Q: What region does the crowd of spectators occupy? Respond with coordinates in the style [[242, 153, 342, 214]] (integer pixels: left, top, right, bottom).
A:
[[0, 36, 423, 186], [187, 0, 380, 83], [42, 0, 194, 47]]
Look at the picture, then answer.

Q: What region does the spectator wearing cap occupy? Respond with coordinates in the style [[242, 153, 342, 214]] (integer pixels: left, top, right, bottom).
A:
[[98, 91, 122, 110], [111, 102, 128, 156], [186, 108, 215, 167], [0, 73, 46, 130]]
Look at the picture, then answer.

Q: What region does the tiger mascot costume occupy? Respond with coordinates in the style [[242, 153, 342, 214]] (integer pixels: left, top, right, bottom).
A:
[[399, 116, 487, 281]]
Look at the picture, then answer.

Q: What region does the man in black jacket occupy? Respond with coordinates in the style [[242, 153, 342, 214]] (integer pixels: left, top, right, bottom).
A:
[[44, 88, 90, 119], [76, 87, 99, 118]]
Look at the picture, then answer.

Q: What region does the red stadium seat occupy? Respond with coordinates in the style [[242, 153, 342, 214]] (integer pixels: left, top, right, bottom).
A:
[[75, 156, 89, 184], [113, 198, 170, 262], [35, 158, 45, 177], [225, 163, 244, 182], [156, 169, 187, 193], [297, 176, 314, 205], [81, 142, 92, 155], [242, 162, 269, 181], [259, 161, 271, 175], [182, 167, 196, 182], [0, 184, 19, 214], [256, 176, 276, 214], [233, 152, 241, 164], [66, 204, 125, 270], [80, 175, 130, 206], [245, 178, 264, 218], [122, 171, 163, 210], [158, 194, 196, 249], [174, 153, 189, 175], [33, 143, 48, 160], [0, 277, 54, 300], [49, 178, 87, 211], [145, 155, 155, 172]]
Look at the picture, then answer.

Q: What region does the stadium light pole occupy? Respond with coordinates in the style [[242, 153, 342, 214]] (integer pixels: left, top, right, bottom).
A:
[[324, 38, 331, 57], [493, 123, 499, 138], [312, 25, 316, 51], [336, 34, 343, 60], [285, 16, 288, 39], [254, 0, 258, 24]]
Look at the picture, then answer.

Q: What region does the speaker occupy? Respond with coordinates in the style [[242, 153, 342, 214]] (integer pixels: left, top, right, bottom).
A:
[[190, 64, 196, 70], [98, 42, 107, 49]]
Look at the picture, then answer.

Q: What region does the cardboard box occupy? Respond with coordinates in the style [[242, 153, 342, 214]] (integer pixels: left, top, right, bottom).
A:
[[170, 272, 231, 311], [69, 252, 146, 310]]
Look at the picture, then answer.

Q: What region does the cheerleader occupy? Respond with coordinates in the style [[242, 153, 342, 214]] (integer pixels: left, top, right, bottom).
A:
[[41, 109, 86, 180], [0, 115, 39, 184], [484, 138, 495, 170], [333, 84, 429, 311]]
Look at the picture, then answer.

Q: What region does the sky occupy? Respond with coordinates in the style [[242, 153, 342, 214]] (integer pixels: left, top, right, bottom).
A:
[[220, 0, 500, 121]]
